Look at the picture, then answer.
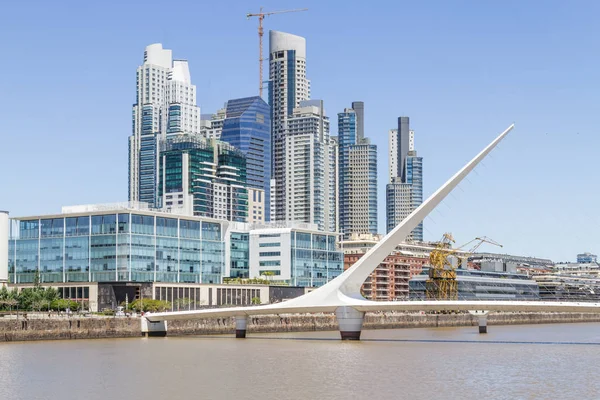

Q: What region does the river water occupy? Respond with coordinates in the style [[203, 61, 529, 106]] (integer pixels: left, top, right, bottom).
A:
[[1, 323, 600, 400]]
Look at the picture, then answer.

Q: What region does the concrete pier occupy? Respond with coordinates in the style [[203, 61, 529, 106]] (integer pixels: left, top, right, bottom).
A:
[[141, 317, 167, 337], [335, 306, 365, 340], [235, 316, 248, 338], [468, 310, 490, 334]]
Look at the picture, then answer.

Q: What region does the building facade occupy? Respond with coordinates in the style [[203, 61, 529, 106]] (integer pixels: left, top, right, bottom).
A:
[[129, 44, 201, 208], [159, 135, 248, 222], [0, 211, 8, 287], [577, 252, 598, 263], [280, 100, 337, 231], [7, 205, 228, 286], [344, 252, 410, 301], [249, 225, 343, 287], [200, 108, 226, 139], [338, 102, 377, 238], [221, 96, 271, 223], [269, 30, 311, 223], [410, 268, 539, 300], [386, 117, 423, 240]]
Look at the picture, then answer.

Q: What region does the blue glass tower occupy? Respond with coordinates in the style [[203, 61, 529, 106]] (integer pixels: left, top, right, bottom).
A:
[[405, 154, 423, 240], [221, 96, 272, 221]]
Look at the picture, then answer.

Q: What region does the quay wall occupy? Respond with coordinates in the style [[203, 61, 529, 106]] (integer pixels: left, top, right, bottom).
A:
[[1, 312, 600, 342]]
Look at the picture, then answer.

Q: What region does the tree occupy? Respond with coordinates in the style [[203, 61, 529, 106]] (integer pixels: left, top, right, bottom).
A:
[[251, 296, 261, 305]]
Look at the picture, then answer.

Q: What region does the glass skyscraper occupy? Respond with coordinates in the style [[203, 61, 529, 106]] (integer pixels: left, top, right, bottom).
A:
[[129, 44, 201, 208], [337, 102, 378, 238], [221, 96, 271, 222]]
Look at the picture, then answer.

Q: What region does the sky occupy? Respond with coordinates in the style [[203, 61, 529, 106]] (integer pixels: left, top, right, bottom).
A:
[[0, 0, 598, 262]]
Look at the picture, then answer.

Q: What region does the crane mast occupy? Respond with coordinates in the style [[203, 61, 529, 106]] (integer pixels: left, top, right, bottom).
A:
[[246, 7, 308, 97], [426, 234, 503, 301]]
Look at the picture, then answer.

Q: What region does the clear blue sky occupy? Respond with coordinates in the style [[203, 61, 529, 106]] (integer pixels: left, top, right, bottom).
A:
[[0, 0, 598, 262]]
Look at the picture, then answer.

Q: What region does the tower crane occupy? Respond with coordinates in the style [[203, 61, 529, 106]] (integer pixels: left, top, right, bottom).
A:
[[426, 234, 502, 300], [246, 7, 308, 97]]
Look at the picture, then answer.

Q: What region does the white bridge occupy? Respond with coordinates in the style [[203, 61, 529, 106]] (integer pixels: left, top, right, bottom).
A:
[[145, 124, 600, 339]]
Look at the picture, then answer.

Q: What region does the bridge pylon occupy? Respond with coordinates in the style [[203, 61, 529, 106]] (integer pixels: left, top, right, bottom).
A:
[[336, 306, 365, 340], [468, 310, 490, 334], [235, 316, 249, 338]]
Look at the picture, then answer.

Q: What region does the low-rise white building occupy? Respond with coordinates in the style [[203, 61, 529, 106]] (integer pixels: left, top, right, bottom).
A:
[[249, 223, 343, 287]]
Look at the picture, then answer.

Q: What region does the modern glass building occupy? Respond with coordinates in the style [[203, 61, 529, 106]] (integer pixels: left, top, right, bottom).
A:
[[229, 232, 250, 279], [159, 134, 249, 222], [7, 206, 227, 285], [409, 268, 540, 300], [249, 226, 344, 287], [221, 96, 272, 222], [338, 102, 378, 238], [129, 44, 201, 208]]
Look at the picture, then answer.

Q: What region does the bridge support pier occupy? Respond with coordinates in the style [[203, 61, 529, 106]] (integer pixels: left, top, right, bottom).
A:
[[141, 318, 167, 337], [469, 310, 489, 334], [235, 316, 248, 339], [336, 306, 365, 340]]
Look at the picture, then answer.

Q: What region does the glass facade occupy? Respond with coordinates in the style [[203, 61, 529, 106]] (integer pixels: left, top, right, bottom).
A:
[[221, 96, 272, 220], [229, 232, 250, 278], [159, 136, 249, 222], [8, 212, 226, 284], [290, 231, 343, 287], [139, 105, 159, 208], [409, 269, 540, 300], [405, 155, 423, 241]]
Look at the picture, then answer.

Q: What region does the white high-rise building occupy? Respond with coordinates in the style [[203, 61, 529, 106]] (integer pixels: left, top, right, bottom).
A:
[[387, 117, 423, 240], [282, 100, 336, 231], [269, 31, 311, 222], [200, 108, 226, 139], [129, 43, 200, 208]]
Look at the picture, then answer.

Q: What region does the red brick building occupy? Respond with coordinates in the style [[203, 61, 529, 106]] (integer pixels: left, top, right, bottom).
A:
[[344, 253, 422, 301]]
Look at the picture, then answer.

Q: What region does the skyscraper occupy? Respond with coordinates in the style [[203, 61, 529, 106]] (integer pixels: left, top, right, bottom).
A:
[[338, 102, 377, 238], [221, 96, 271, 222], [269, 30, 311, 222], [281, 100, 337, 231], [158, 135, 248, 222], [129, 44, 200, 208], [386, 117, 423, 240]]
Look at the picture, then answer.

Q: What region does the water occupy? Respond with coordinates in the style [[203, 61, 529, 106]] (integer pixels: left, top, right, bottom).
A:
[[1, 323, 600, 400]]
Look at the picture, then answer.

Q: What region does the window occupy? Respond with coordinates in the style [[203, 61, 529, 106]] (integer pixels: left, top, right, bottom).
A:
[[259, 233, 281, 239], [259, 260, 280, 267], [259, 242, 280, 248], [259, 252, 281, 257]]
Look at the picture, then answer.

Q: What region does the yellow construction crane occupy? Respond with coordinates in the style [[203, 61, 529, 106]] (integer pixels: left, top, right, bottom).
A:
[[246, 7, 308, 97], [426, 234, 502, 300]]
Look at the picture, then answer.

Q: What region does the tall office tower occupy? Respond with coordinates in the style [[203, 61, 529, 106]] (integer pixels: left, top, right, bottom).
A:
[[221, 96, 271, 223], [268, 30, 311, 222], [129, 44, 200, 208], [386, 117, 423, 240], [388, 127, 414, 182], [159, 135, 248, 222], [338, 102, 378, 238], [282, 100, 336, 231]]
